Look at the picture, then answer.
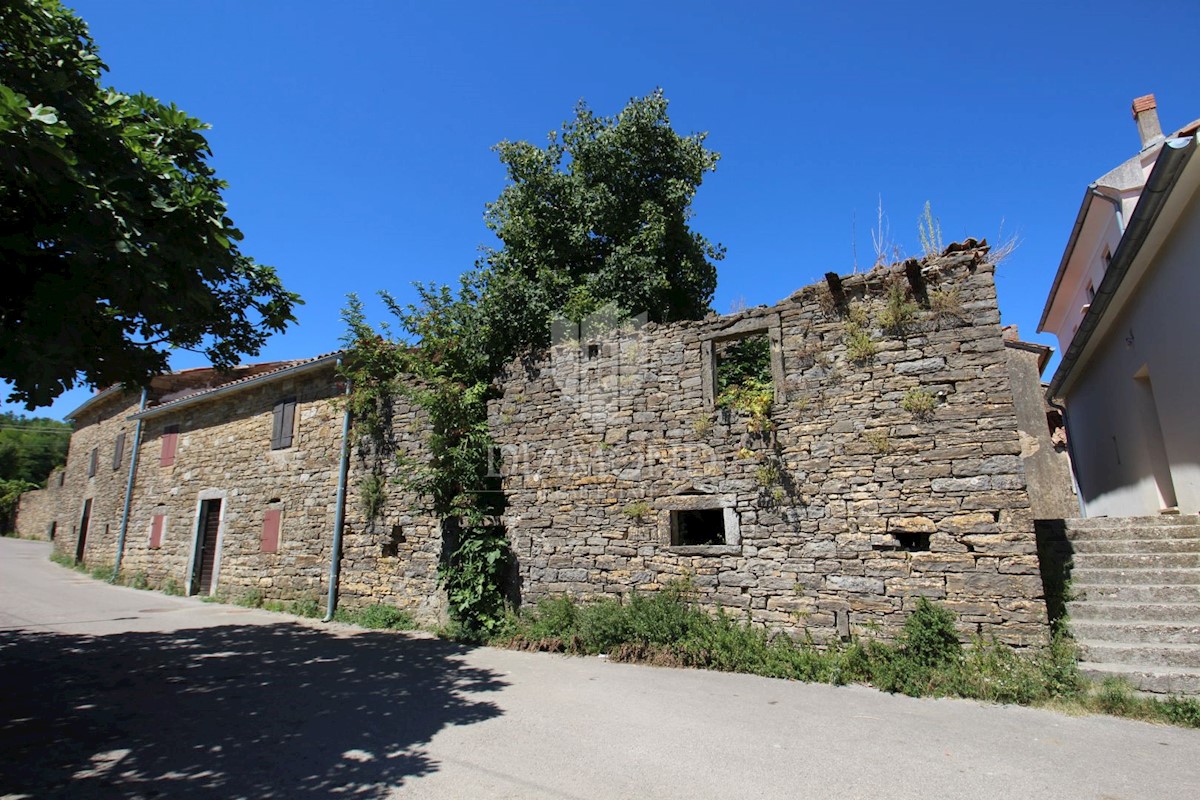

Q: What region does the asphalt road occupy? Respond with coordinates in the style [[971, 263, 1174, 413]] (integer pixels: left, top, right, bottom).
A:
[[1, 537, 1197, 799]]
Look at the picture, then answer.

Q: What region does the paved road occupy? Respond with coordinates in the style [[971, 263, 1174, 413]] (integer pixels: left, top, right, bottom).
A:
[[1, 538, 1197, 799]]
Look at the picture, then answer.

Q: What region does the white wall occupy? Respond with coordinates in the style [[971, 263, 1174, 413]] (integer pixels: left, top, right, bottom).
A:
[[1065, 185, 1200, 516]]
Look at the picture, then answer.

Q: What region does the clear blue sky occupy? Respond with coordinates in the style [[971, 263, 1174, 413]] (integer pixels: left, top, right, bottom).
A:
[[11, 0, 1200, 421]]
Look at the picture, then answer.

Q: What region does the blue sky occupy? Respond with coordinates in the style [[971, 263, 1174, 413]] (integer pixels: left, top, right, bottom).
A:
[[12, 0, 1200, 421]]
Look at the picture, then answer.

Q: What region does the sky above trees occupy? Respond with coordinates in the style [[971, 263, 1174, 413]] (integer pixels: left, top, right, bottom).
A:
[[10, 0, 1200, 420]]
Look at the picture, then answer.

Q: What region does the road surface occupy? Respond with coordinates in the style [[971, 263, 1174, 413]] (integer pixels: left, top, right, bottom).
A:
[[1, 537, 1196, 799]]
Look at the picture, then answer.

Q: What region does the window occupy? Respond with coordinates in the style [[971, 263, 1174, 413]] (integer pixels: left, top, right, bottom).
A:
[[149, 514, 166, 549], [87, 447, 98, 478], [57, 471, 65, 488], [1085, 281, 1096, 303], [271, 398, 297, 450], [700, 314, 784, 410], [1102, 245, 1112, 270], [160, 425, 179, 466], [260, 509, 282, 553], [657, 493, 741, 553], [672, 508, 726, 546], [112, 432, 126, 470]]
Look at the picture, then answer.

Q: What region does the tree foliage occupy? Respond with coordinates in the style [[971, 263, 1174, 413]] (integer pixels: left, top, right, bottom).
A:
[[344, 91, 722, 635], [0, 411, 71, 484], [479, 88, 723, 367], [0, 0, 299, 408]]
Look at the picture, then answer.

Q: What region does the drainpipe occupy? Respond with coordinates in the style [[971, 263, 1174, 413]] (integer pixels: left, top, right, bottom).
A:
[[1090, 185, 1126, 236], [112, 388, 148, 582], [323, 364, 352, 622]]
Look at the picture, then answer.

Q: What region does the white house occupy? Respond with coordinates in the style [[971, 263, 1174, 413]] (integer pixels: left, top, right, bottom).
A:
[[1040, 95, 1200, 517]]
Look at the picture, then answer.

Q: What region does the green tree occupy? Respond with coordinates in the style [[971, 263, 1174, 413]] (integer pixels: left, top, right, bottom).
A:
[[345, 91, 723, 636], [479, 89, 723, 367], [0, 411, 71, 484], [0, 0, 299, 408]]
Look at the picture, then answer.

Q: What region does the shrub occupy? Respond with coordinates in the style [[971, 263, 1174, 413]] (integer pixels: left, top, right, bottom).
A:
[[878, 280, 919, 336], [338, 604, 416, 630], [901, 388, 937, 419]]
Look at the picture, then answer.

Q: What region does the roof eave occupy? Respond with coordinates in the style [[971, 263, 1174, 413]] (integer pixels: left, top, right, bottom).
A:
[[128, 353, 343, 421], [1046, 136, 1198, 400]]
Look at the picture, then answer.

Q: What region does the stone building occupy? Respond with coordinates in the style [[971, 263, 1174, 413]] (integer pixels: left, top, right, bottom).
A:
[[41, 355, 446, 621], [491, 244, 1052, 644], [27, 241, 1064, 643]]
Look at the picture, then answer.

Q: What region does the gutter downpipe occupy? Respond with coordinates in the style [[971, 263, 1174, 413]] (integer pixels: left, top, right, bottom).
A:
[[1089, 185, 1126, 235], [112, 387, 148, 582], [324, 363, 352, 622]]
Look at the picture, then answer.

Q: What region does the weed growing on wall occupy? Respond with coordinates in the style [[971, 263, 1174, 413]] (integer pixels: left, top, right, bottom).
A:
[[901, 388, 937, 419]]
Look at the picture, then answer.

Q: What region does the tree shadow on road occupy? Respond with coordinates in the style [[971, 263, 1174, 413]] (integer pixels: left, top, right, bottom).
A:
[[0, 623, 507, 797]]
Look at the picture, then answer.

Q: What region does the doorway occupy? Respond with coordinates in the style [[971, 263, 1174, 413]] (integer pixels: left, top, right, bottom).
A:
[[75, 499, 92, 563], [191, 499, 223, 596], [1133, 366, 1177, 510]]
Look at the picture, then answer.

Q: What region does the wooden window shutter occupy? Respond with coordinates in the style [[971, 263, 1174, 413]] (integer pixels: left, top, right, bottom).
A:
[[150, 514, 165, 549], [87, 447, 98, 477], [160, 425, 179, 467], [271, 398, 296, 450], [113, 432, 126, 470], [261, 509, 282, 553]]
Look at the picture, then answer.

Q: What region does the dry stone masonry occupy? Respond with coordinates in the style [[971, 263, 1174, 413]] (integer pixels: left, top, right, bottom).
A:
[[491, 245, 1050, 644], [29, 243, 1057, 643]]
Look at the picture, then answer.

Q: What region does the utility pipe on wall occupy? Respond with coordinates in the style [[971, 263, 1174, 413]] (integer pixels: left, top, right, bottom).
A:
[[112, 388, 148, 582], [324, 363, 352, 622]]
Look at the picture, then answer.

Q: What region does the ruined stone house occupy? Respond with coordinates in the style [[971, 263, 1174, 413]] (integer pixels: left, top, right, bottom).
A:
[[19, 242, 1067, 645]]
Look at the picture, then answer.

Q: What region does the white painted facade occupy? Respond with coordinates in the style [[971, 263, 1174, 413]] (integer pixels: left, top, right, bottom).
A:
[[1041, 97, 1200, 517]]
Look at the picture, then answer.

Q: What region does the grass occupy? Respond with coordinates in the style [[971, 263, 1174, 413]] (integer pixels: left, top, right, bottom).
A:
[[493, 588, 1200, 729], [335, 604, 417, 630], [901, 388, 937, 419]]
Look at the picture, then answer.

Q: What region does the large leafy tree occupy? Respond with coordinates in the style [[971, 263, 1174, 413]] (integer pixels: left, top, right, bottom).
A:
[[0, 0, 299, 408], [343, 91, 724, 635], [479, 89, 723, 365]]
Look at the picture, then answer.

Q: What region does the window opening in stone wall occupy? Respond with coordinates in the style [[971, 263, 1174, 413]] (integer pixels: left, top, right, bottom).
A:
[[112, 432, 125, 470], [161, 425, 179, 467], [671, 508, 726, 546], [87, 447, 97, 478], [587, 343, 600, 359], [715, 332, 773, 412], [271, 397, 297, 450], [382, 525, 405, 557], [894, 532, 930, 552]]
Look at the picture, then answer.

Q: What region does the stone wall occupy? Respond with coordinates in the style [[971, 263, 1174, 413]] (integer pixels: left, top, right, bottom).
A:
[[52, 391, 143, 567], [491, 246, 1051, 645], [13, 466, 65, 540], [121, 368, 344, 601], [339, 390, 446, 622]]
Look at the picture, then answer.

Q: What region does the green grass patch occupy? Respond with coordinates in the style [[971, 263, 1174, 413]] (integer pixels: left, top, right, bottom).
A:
[[493, 589, 1200, 728], [335, 604, 417, 630]]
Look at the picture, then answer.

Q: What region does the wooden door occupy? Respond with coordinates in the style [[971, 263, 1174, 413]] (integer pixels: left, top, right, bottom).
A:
[[193, 499, 222, 595], [75, 499, 92, 563]]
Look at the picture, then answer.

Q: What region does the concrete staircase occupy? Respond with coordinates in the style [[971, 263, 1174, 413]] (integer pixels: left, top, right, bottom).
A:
[[1060, 516, 1200, 695]]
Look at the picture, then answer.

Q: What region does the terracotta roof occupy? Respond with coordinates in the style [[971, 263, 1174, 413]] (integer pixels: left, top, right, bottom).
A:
[[128, 351, 344, 420]]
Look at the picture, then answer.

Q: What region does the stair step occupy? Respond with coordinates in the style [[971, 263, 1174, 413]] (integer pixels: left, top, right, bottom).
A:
[[1067, 601, 1200, 623], [1065, 522, 1200, 541], [1077, 640, 1200, 669], [1078, 662, 1200, 695], [1072, 552, 1200, 569], [1067, 515, 1200, 529], [1071, 568, 1200, 586], [1072, 620, 1200, 645], [1075, 585, 1200, 603], [1071, 538, 1200, 554]]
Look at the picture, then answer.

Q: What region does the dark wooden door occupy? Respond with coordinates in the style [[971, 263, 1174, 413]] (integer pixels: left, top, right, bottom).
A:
[[75, 499, 92, 562], [194, 499, 222, 595]]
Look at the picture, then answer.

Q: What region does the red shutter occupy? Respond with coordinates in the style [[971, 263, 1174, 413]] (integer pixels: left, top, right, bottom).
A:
[[160, 425, 179, 466], [150, 515, 165, 549], [261, 509, 282, 553]]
